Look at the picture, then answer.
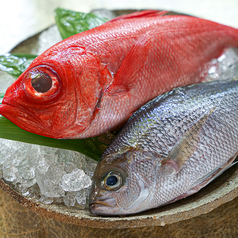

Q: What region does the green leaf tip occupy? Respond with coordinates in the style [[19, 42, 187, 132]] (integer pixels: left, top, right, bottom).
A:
[[0, 53, 37, 78], [54, 8, 109, 39]]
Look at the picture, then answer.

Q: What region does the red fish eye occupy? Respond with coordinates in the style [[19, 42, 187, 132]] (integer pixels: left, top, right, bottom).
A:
[[23, 66, 62, 102], [31, 72, 52, 93]]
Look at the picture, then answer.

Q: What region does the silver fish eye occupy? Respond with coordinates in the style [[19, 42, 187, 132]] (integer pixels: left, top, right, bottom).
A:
[[31, 72, 52, 93], [103, 171, 122, 191]]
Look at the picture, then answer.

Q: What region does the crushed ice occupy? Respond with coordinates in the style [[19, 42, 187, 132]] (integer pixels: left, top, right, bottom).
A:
[[61, 168, 91, 192], [0, 71, 16, 96], [36, 25, 62, 55], [0, 139, 97, 208], [205, 48, 238, 81]]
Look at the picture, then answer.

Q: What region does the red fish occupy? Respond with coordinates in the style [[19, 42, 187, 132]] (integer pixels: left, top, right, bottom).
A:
[[1, 10, 238, 139]]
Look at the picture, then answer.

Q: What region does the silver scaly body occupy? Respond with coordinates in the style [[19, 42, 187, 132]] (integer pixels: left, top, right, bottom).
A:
[[90, 79, 238, 215]]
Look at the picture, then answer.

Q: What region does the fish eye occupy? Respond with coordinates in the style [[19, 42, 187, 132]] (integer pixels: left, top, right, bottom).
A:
[[23, 66, 62, 102], [103, 172, 122, 191], [31, 72, 52, 93]]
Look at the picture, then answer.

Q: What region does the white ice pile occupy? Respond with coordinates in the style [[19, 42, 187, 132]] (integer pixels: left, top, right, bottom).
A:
[[0, 139, 97, 208], [0, 71, 16, 98], [205, 48, 238, 81], [35, 25, 63, 55]]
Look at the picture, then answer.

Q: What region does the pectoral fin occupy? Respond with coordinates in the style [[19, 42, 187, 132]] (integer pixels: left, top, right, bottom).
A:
[[107, 32, 158, 95], [159, 107, 215, 175]]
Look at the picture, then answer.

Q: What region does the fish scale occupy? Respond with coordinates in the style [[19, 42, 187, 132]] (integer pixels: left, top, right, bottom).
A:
[[90, 79, 238, 215]]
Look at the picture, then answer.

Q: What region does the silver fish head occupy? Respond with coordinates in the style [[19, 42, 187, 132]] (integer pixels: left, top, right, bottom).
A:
[[89, 149, 159, 215]]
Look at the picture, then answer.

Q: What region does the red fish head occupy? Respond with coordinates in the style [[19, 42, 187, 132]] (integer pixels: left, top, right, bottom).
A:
[[0, 46, 112, 138]]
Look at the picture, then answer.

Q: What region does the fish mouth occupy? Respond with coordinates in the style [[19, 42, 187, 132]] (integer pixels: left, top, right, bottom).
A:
[[0, 102, 54, 138], [89, 197, 117, 215], [90, 200, 111, 207]]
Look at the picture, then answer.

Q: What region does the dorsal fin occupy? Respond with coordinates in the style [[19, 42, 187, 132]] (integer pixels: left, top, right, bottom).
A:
[[108, 10, 170, 23]]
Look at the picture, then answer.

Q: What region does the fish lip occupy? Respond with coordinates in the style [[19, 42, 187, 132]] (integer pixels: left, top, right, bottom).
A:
[[89, 197, 117, 214], [0, 101, 84, 139], [90, 201, 111, 207], [0, 102, 52, 136], [0, 102, 40, 123]]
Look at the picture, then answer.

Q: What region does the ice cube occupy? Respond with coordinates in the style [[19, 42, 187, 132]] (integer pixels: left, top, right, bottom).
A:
[[36, 164, 66, 197], [0, 70, 16, 93], [205, 48, 238, 82], [2, 164, 18, 182], [90, 9, 116, 21], [36, 25, 62, 55], [36, 155, 50, 174], [75, 188, 91, 208], [84, 161, 97, 177], [218, 48, 238, 71], [18, 164, 35, 180], [65, 162, 77, 173], [19, 183, 41, 200], [60, 168, 91, 192], [63, 192, 76, 207], [0, 140, 16, 165], [0, 139, 26, 166], [53, 196, 64, 204], [39, 195, 54, 205], [17, 178, 37, 191]]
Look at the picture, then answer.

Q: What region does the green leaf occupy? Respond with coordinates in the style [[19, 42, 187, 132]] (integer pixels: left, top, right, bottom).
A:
[[55, 8, 109, 39], [0, 93, 4, 103], [0, 53, 37, 78], [0, 116, 109, 161]]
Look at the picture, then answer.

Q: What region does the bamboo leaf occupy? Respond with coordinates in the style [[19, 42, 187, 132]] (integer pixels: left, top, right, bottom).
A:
[[55, 8, 109, 39], [0, 54, 37, 78], [0, 93, 4, 103], [0, 116, 109, 161]]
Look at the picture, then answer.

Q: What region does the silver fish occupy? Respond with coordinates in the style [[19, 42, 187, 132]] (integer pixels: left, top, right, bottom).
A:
[[89, 79, 238, 216]]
